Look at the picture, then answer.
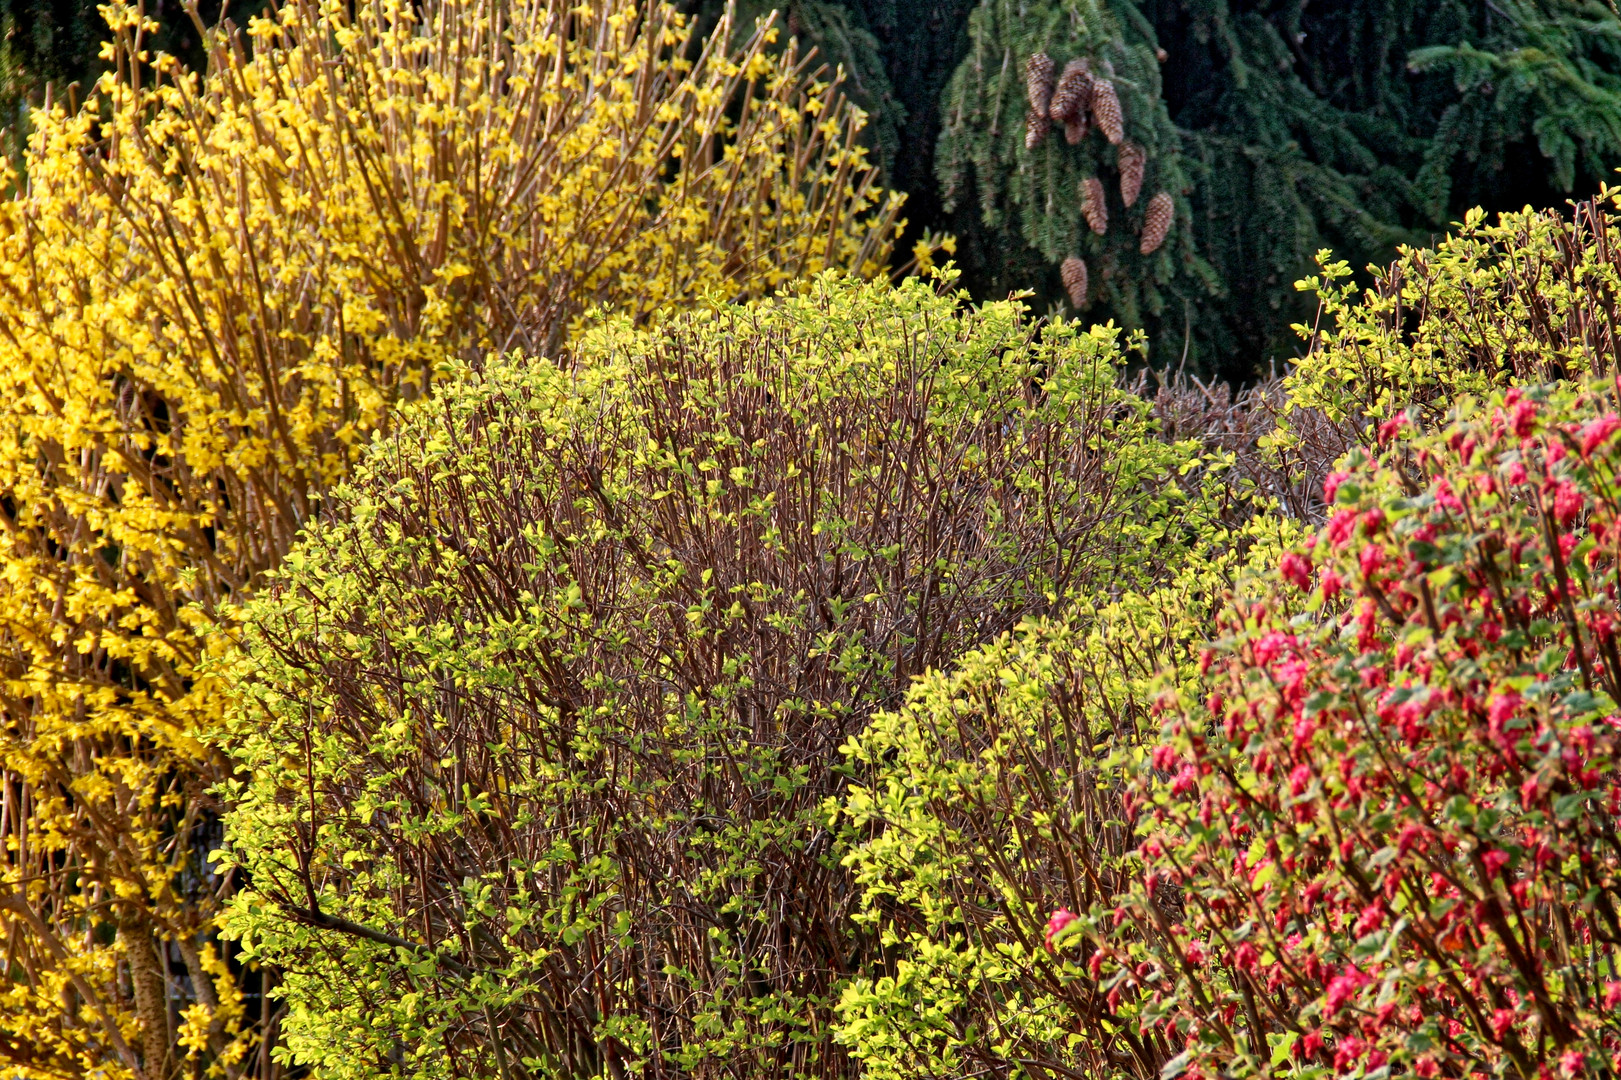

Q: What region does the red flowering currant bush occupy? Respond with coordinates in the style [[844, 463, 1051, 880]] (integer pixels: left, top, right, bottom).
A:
[[1081, 381, 1621, 1079]]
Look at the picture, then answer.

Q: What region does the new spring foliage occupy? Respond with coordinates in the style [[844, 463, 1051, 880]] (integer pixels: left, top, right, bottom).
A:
[[217, 273, 1226, 1080]]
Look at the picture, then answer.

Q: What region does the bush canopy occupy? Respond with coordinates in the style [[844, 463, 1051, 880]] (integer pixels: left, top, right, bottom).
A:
[[218, 272, 1233, 1080]]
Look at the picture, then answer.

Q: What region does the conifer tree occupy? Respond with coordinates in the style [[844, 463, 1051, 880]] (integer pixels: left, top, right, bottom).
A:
[[935, 0, 1621, 380], [15, 0, 1621, 378], [0, 0, 248, 167], [935, 0, 1211, 347]]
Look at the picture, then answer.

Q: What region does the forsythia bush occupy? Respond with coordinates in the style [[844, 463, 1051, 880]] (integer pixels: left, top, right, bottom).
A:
[[0, 0, 902, 1075], [216, 273, 1231, 1080], [840, 381, 1621, 1079]]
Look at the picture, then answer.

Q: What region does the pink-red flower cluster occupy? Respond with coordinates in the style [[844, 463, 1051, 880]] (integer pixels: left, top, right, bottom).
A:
[[1053, 383, 1621, 1079]]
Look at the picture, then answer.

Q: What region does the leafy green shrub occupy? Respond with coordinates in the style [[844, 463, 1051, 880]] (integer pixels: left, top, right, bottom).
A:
[[217, 273, 1225, 1079], [833, 519, 1297, 1079], [840, 377, 1621, 1078], [1281, 192, 1621, 450]]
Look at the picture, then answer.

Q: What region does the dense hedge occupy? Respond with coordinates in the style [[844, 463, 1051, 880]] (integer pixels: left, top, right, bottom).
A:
[[834, 530, 1291, 1078], [6, 2, 1621, 1071], [839, 377, 1621, 1077], [218, 273, 1236, 1080]]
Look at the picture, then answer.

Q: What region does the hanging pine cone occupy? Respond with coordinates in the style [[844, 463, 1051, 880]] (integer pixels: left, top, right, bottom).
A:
[[1091, 78, 1124, 145], [1081, 177, 1108, 235], [1063, 114, 1088, 145], [1060, 256, 1089, 308], [1026, 53, 1055, 117], [1140, 191, 1173, 255], [1048, 59, 1091, 123], [1025, 109, 1051, 150], [1117, 141, 1145, 207]]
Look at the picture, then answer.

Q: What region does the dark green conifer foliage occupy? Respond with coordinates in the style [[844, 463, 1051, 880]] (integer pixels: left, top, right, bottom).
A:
[[696, 0, 962, 192], [1, 0, 98, 163], [937, 0, 1212, 350], [761, 0, 902, 166], [14, 0, 1621, 379], [938, 0, 1621, 380]]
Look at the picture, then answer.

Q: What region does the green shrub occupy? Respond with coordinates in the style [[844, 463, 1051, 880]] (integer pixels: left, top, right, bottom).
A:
[[1279, 192, 1621, 456], [216, 273, 1232, 1080], [833, 517, 1298, 1079]]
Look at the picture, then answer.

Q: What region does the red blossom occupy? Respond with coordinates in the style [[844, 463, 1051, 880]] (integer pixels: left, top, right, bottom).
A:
[[1279, 551, 1312, 590], [1397, 822, 1427, 854], [1253, 631, 1294, 666], [1328, 508, 1359, 546], [1044, 908, 1078, 952], [1581, 413, 1621, 456], [1434, 476, 1464, 512], [1359, 542, 1385, 577], [1514, 399, 1538, 437], [1325, 966, 1369, 1013], [1554, 481, 1585, 526]]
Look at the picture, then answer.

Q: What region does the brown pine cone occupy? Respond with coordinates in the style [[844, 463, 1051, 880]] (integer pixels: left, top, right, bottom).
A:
[[1025, 109, 1051, 150], [1082, 176, 1108, 235], [1064, 114, 1089, 144], [1140, 191, 1173, 255], [1091, 78, 1124, 145], [1118, 141, 1146, 207], [1060, 256, 1089, 308], [1026, 53, 1056, 117], [1048, 59, 1092, 123]]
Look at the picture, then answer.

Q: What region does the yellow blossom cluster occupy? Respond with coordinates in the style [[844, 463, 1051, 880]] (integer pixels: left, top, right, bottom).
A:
[[0, 0, 903, 1075]]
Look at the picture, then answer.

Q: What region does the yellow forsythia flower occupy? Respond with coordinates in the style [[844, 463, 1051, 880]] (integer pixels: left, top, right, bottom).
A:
[[0, 0, 901, 1075]]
